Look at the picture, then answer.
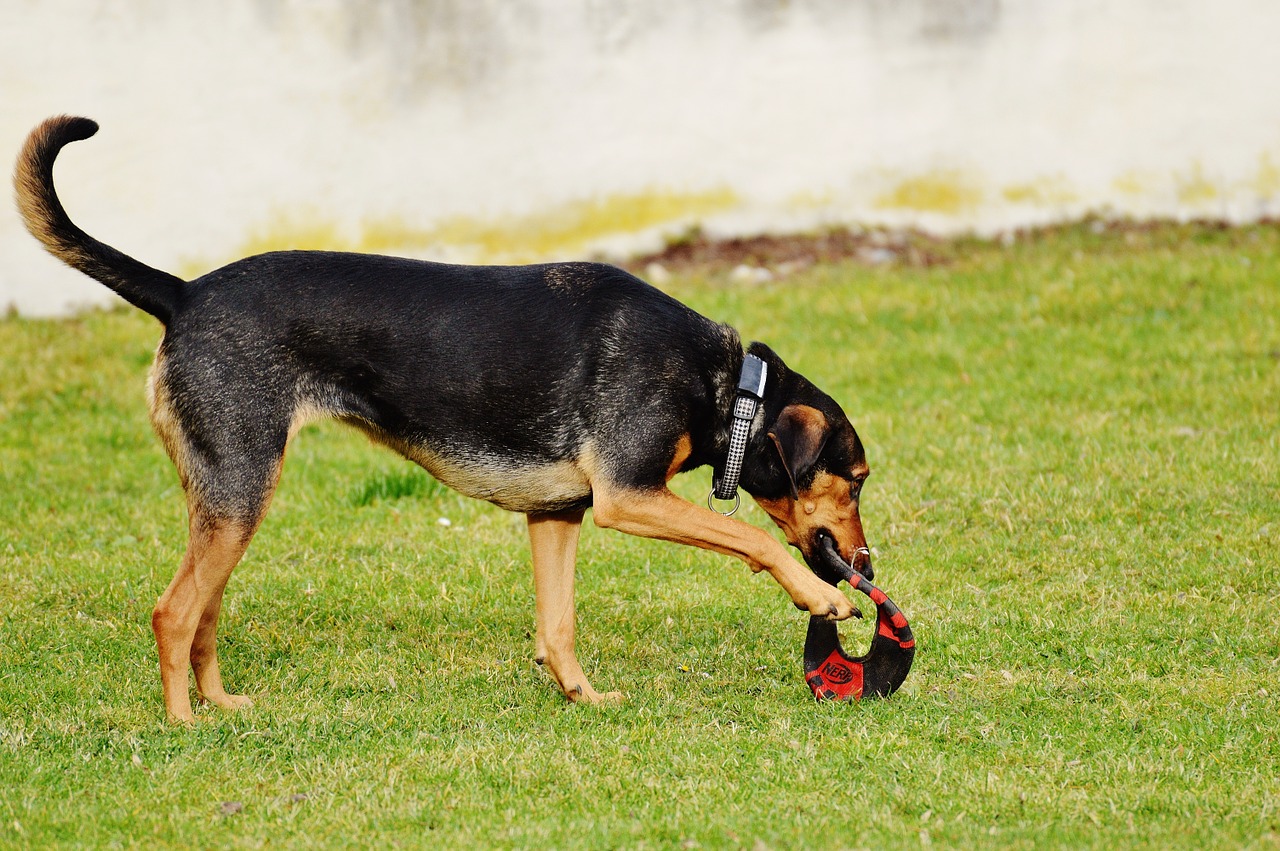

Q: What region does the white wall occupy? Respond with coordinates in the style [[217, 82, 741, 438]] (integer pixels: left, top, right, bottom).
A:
[[4, 0, 1279, 315]]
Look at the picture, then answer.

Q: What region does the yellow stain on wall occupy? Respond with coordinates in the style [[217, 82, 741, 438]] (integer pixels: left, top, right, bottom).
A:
[[1000, 175, 1077, 206], [1253, 152, 1280, 198], [426, 187, 739, 260], [236, 213, 359, 257], [199, 187, 740, 273], [1111, 170, 1154, 197], [176, 213, 360, 277], [874, 169, 983, 215], [1174, 161, 1219, 206]]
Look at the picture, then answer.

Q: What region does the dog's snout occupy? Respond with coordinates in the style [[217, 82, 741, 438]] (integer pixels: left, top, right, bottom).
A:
[[812, 531, 875, 584], [852, 546, 874, 581]]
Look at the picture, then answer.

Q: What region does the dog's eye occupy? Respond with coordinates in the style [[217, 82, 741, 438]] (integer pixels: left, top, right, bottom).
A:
[[851, 473, 870, 498]]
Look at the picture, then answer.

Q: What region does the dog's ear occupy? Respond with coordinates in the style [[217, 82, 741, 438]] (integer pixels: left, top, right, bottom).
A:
[[767, 404, 830, 500]]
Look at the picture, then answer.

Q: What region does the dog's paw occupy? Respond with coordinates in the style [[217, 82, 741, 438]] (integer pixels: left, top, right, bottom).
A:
[[793, 579, 859, 621], [567, 684, 624, 705], [201, 692, 255, 712], [166, 708, 199, 726]]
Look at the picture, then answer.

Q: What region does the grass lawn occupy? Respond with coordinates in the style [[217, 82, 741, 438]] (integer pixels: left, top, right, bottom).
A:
[[1, 222, 1277, 849]]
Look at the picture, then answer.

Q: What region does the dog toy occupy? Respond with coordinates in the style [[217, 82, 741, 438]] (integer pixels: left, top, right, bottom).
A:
[[803, 556, 915, 701]]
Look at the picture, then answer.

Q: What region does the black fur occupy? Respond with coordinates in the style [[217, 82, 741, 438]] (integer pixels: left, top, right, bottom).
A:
[[163, 252, 748, 519]]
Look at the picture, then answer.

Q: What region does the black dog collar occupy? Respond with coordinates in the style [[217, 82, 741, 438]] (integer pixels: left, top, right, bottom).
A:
[[708, 354, 768, 515]]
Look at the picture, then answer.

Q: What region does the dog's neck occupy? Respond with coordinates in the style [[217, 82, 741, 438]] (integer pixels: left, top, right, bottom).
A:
[[709, 353, 768, 502], [732, 342, 802, 502]]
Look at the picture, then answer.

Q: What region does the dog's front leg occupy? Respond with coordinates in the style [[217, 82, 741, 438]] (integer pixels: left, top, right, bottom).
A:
[[591, 486, 858, 620], [528, 509, 622, 704]]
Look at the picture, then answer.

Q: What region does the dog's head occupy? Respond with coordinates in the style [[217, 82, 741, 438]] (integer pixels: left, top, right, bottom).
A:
[[741, 344, 873, 584]]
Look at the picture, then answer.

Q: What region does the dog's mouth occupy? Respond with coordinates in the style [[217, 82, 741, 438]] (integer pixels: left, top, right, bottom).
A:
[[810, 530, 874, 585]]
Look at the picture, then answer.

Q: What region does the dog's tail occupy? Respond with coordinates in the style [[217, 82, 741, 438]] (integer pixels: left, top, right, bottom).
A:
[[14, 116, 184, 324]]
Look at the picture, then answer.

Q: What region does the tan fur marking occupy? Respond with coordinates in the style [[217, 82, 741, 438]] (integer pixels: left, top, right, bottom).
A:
[[14, 119, 95, 273], [665, 433, 693, 482], [288, 400, 330, 441], [146, 351, 197, 496], [777, 404, 827, 435], [754, 471, 868, 563]]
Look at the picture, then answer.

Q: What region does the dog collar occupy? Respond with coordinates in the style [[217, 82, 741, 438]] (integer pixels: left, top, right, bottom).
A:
[[708, 354, 768, 516]]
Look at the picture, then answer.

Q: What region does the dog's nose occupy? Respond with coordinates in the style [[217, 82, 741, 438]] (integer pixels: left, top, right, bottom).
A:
[[852, 546, 874, 581]]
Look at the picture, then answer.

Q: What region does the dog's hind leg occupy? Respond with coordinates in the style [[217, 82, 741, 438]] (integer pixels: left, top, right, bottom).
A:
[[147, 361, 288, 721], [153, 508, 263, 722], [528, 509, 621, 704], [187, 463, 284, 712], [187, 524, 256, 714]]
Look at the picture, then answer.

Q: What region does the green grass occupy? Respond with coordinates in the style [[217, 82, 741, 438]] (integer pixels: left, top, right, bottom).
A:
[[1, 222, 1278, 849]]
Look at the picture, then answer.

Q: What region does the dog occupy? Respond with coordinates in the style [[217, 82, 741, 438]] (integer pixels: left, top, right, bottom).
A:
[[15, 115, 874, 722]]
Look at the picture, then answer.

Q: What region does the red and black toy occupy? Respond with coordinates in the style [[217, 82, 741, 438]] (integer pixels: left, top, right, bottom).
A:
[[803, 565, 915, 701]]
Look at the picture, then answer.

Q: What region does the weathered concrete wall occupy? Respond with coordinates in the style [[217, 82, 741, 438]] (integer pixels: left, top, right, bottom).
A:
[[4, 0, 1279, 314]]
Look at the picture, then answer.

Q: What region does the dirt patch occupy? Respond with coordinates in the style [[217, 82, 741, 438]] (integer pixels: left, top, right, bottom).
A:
[[621, 217, 1280, 281], [623, 225, 953, 279]]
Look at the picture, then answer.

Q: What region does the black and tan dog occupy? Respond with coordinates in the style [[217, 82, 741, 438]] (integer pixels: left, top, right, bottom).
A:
[[16, 116, 875, 722]]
